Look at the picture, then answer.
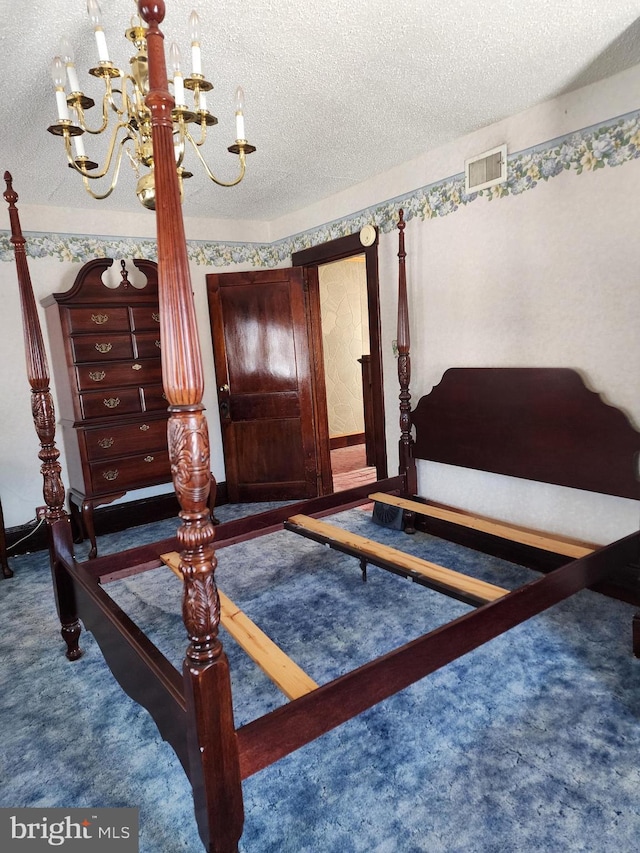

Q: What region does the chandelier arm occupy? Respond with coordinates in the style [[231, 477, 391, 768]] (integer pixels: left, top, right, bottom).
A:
[[64, 121, 132, 180], [183, 128, 247, 187], [78, 136, 132, 200], [72, 73, 137, 136], [174, 127, 186, 169], [72, 96, 110, 135], [191, 116, 209, 147], [74, 74, 125, 135], [114, 74, 149, 122], [64, 125, 131, 186]]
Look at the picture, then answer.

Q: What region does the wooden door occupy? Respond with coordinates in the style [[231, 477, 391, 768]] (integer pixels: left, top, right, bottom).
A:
[[206, 268, 331, 502]]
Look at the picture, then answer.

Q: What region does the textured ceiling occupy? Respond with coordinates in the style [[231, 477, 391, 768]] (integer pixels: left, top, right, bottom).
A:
[[2, 0, 640, 223]]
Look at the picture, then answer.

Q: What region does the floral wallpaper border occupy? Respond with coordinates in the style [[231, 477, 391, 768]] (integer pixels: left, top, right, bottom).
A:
[[1, 108, 639, 267]]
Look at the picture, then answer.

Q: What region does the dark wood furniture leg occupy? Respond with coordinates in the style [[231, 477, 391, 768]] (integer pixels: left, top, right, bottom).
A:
[[68, 489, 85, 544], [72, 490, 140, 553], [209, 473, 220, 525], [0, 498, 13, 579], [69, 480, 218, 557], [81, 498, 99, 560], [69, 490, 125, 560]]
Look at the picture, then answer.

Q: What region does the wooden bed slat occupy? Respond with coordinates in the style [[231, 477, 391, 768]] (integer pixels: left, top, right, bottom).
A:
[[369, 493, 596, 559], [161, 552, 318, 700], [287, 514, 509, 604]]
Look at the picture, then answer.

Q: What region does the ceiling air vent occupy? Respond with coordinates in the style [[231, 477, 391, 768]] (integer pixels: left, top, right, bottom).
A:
[[465, 144, 507, 193]]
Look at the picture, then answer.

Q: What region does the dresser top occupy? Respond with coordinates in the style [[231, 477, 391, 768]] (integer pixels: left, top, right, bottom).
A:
[[42, 258, 158, 307]]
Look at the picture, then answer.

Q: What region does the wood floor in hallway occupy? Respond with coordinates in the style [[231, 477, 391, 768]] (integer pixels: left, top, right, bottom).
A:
[[330, 444, 377, 492]]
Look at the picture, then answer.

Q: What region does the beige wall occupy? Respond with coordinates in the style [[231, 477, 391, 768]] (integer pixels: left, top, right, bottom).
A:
[[319, 257, 368, 438], [373, 66, 640, 544]]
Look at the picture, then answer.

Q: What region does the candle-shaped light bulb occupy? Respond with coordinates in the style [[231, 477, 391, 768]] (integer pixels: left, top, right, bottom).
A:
[[87, 0, 110, 63], [59, 37, 81, 94], [59, 37, 74, 64], [189, 10, 201, 42], [170, 42, 186, 106], [51, 56, 70, 121], [51, 56, 66, 88], [189, 10, 202, 76], [170, 41, 182, 76], [86, 0, 102, 26], [73, 133, 87, 159], [235, 86, 245, 141]]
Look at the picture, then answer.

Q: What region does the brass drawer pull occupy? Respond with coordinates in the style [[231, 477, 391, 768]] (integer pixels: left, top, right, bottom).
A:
[[97, 437, 114, 449], [139, 424, 150, 431], [91, 313, 109, 325], [89, 370, 106, 382], [132, 363, 142, 371], [103, 397, 120, 408], [95, 342, 112, 353], [144, 455, 154, 463], [102, 469, 119, 481], [151, 312, 160, 323], [155, 340, 161, 348]]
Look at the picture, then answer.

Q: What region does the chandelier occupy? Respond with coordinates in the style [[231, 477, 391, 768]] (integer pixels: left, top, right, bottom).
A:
[[47, 0, 256, 209]]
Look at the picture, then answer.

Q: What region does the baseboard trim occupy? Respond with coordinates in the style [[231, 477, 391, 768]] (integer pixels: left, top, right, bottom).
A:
[[330, 433, 366, 450], [6, 482, 229, 559]]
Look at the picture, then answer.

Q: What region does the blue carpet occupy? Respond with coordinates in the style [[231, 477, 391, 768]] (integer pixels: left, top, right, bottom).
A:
[[1, 503, 639, 852]]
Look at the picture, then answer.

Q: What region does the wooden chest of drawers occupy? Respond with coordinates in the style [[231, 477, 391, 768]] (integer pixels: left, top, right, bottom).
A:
[[43, 257, 172, 557]]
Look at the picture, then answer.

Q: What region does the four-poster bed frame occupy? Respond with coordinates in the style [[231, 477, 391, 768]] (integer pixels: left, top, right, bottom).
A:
[[4, 3, 639, 850]]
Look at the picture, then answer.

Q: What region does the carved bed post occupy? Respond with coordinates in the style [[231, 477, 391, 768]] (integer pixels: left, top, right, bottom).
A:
[[3, 172, 82, 659], [397, 209, 417, 499], [138, 3, 243, 852]]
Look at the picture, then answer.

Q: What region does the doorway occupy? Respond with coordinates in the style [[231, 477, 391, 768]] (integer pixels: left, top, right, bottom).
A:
[[317, 255, 376, 491], [292, 230, 387, 489]]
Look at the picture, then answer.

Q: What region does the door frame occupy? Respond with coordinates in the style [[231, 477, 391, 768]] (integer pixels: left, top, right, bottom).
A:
[[292, 230, 388, 481]]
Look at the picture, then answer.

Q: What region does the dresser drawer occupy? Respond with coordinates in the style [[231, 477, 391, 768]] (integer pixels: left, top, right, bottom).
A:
[[71, 334, 134, 363], [79, 387, 142, 420], [130, 306, 161, 331], [142, 384, 169, 412], [75, 359, 162, 391], [82, 419, 168, 461], [89, 450, 171, 494], [134, 331, 162, 358], [66, 306, 130, 334]]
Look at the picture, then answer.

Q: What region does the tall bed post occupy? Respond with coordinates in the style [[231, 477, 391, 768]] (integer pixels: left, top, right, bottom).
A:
[[396, 209, 417, 497], [139, 3, 243, 851], [3, 172, 82, 659]]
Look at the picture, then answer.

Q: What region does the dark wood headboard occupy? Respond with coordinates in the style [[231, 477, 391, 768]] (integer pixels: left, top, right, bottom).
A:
[[411, 368, 640, 501]]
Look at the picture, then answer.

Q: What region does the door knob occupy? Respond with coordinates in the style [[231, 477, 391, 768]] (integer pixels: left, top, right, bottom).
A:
[[218, 383, 230, 393]]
